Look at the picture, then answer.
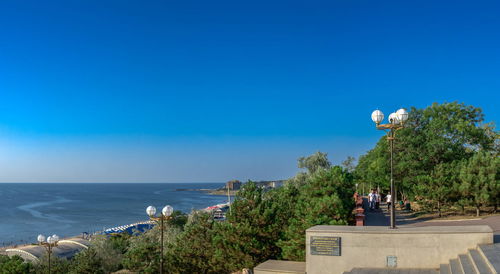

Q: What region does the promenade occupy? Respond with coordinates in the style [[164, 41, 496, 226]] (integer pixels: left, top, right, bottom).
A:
[[364, 199, 500, 242]]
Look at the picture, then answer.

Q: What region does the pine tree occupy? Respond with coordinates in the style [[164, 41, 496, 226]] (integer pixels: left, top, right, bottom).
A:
[[458, 151, 498, 216]]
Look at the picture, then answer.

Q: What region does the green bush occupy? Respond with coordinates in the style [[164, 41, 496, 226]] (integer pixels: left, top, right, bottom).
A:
[[0, 255, 32, 274]]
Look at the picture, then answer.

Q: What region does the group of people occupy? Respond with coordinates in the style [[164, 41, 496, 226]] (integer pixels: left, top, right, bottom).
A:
[[368, 189, 392, 211], [367, 189, 412, 211]]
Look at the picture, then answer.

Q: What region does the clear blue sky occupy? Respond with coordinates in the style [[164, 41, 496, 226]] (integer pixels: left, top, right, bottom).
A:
[[0, 0, 498, 182]]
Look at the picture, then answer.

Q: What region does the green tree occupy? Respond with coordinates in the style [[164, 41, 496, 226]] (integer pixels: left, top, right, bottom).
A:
[[123, 224, 180, 273], [0, 255, 32, 274], [298, 151, 331, 174], [458, 151, 499, 216], [68, 248, 105, 274], [33, 255, 71, 274], [355, 138, 390, 192], [413, 162, 459, 217], [165, 213, 217, 273], [69, 234, 127, 273], [278, 166, 354, 261], [396, 102, 495, 197], [355, 102, 497, 213], [209, 182, 298, 272], [164, 152, 354, 272], [167, 210, 189, 229], [341, 156, 356, 173]]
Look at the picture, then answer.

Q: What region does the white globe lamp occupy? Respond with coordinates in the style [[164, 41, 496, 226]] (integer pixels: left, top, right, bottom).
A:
[[388, 112, 399, 124], [146, 206, 156, 217], [37, 234, 46, 243], [396, 108, 408, 123], [162, 205, 174, 217], [371, 110, 384, 125]]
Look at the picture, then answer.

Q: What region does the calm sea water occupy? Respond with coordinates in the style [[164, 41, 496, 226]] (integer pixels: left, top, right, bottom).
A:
[[0, 183, 227, 246]]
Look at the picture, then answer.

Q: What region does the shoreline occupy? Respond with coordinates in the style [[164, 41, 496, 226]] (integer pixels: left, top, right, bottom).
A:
[[175, 188, 237, 196], [0, 183, 229, 250]]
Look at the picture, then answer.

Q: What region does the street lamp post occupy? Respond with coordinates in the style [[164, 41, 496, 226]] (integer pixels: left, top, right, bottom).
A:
[[146, 205, 173, 274], [371, 108, 408, 229], [37, 234, 59, 274]]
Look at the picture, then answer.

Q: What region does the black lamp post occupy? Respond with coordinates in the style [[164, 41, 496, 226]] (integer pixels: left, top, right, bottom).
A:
[[371, 108, 408, 229], [146, 205, 173, 274]]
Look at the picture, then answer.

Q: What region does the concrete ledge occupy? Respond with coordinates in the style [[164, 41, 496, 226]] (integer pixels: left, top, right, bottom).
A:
[[254, 260, 306, 274], [306, 225, 493, 274], [307, 225, 493, 234]]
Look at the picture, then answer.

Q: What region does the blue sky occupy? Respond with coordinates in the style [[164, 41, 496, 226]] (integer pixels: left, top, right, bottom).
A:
[[0, 0, 498, 182]]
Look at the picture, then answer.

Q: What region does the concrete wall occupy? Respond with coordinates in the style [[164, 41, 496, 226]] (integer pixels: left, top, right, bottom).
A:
[[306, 225, 493, 274]]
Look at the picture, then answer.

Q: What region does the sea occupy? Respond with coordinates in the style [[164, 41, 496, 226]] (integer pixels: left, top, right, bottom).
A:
[[0, 183, 228, 246]]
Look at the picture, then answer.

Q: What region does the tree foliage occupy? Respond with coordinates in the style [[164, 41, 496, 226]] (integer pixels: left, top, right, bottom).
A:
[[355, 102, 498, 215], [163, 152, 354, 272], [123, 223, 181, 273], [0, 255, 32, 274], [278, 166, 353, 260], [298, 151, 331, 174], [458, 151, 499, 216]]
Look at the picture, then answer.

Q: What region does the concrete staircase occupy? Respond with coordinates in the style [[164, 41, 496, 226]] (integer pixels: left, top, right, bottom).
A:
[[439, 243, 499, 274], [343, 243, 499, 274], [345, 268, 438, 273]]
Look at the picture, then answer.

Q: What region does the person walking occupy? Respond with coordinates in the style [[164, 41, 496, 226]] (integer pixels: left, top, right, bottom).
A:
[[386, 193, 392, 211], [375, 191, 380, 210], [368, 190, 376, 210]]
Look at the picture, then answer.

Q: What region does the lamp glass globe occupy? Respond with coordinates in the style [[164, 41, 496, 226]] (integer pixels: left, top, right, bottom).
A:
[[396, 108, 409, 123], [371, 110, 384, 124], [146, 206, 156, 217], [162, 205, 174, 217], [388, 112, 399, 124], [37, 234, 46, 243], [47, 236, 54, 244], [52, 235, 59, 242]]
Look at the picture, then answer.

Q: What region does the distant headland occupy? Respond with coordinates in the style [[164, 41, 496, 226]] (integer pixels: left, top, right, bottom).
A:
[[175, 179, 286, 195]]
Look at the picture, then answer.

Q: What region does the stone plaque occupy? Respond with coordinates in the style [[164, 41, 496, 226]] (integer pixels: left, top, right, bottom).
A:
[[310, 236, 341, 256], [387, 256, 397, 267]]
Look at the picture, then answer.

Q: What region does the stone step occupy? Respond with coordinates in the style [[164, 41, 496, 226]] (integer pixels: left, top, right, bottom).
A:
[[440, 264, 451, 274], [450, 258, 464, 274], [478, 244, 500, 274], [439, 264, 451, 274], [469, 249, 494, 274], [348, 268, 438, 274], [458, 254, 476, 274]]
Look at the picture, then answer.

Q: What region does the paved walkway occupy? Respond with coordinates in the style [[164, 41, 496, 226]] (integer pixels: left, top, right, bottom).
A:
[[363, 198, 500, 243], [363, 198, 390, 226]]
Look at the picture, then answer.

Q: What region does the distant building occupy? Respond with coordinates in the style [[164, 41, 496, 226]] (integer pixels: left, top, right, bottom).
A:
[[226, 180, 242, 190]]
